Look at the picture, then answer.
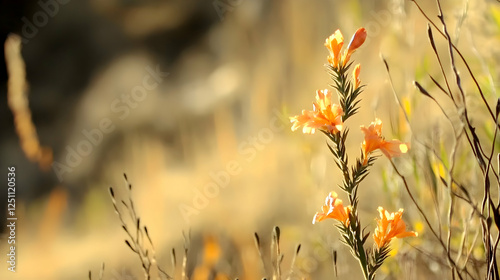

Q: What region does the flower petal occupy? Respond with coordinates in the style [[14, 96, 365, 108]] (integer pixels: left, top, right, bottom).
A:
[[353, 64, 361, 89], [361, 119, 409, 164], [325, 30, 344, 68], [290, 90, 344, 135], [347, 28, 367, 53], [373, 207, 417, 249], [343, 28, 367, 66], [313, 192, 350, 226]]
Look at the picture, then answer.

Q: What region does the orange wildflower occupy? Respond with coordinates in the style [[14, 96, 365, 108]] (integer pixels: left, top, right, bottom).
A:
[[324, 28, 367, 69], [312, 191, 351, 227], [373, 207, 417, 249], [360, 118, 409, 165], [343, 27, 367, 66], [290, 89, 344, 135], [325, 30, 344, 68], [353, 64, 361, 89]]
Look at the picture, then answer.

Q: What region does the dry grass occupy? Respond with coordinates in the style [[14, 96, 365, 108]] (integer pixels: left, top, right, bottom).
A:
[[2, 0, 500, 279], [4, 34, 52, 171]]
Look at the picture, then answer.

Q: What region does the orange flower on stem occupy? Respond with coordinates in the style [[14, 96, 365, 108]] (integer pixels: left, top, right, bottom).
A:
[[324, 28, 367, 69], [343, 28, 367, 66], [353, 64, 361, 89], [312, 191, 351, 227], [360, 118, 409, 165], [290, 89, 343, 135], [325, 30, 344, 69], [373, 207, 417, 249]]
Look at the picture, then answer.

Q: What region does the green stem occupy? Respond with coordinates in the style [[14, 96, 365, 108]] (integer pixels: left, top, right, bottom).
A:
[[326, 63, 373, 279], [357, 240, 370, 280], [329, 133, 371, 279]]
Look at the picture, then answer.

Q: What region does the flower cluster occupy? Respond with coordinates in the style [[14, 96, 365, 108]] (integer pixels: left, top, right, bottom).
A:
[[290, 28, 409, 164], [290, 28, 416, 280], [325, 28, 367, 69]]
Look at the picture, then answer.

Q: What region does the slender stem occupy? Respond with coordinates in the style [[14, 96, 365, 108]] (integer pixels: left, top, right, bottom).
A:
[[357, 239, 370, 279], [411, 0, 500, 130], [326, 62, 371, 279]]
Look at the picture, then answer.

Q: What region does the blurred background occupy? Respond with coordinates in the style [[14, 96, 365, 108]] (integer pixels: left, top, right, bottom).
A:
[[0, 0, 499, 279]]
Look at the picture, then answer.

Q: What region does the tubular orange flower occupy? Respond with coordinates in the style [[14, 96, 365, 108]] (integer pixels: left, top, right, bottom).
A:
[[324, 28, 366, 69], [343, 27, 367, 66], [312, 191, 351, 227], [290, 89, 344, 135], [325, 30, 344, 69], [353, 64, 361, 89], [360, 118, 409, 165], [373, 207, 418, 249]]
